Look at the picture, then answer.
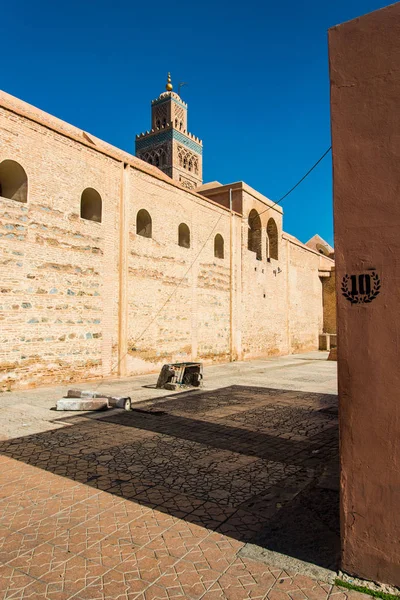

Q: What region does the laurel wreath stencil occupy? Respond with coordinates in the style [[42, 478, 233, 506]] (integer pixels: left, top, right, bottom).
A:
[[341, 272, 381, 304]]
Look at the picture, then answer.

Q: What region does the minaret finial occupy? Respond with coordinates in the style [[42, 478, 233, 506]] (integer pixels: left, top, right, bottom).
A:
[[166, 72, 173, 92]]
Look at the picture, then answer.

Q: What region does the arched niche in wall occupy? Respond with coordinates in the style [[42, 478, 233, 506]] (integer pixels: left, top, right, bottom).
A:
[[136, 209, 152, 238], [0, 160, 28, 203], [267, 218, 278, 260], [214, 234, 224, 259], [178, 223, 190, 248], [81, 188, 102, 222], [248, 209, 262, 260]]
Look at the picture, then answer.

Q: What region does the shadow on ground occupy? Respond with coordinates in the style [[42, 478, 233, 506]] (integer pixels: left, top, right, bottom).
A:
[[0, 385, 340, 571]]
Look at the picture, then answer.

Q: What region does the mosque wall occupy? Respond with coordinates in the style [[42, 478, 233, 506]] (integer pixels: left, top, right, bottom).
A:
[[0, 91, 334, 390]]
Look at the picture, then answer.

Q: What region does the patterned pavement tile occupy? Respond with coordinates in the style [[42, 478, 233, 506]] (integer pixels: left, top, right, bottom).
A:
[[48, 512, 130, 555], [73, 568, 148, 599], [182, 540, 236, 574], [77, 531, 140, 570], [154, 521, 211, 558], [0, 563, 69, 600], [0, 528, 51, 566], [0, 387, 370, 600], [119, 511, 178, 547], [114, 545, 179, 583], [154, 558, 222, 599], [217, 510, 271, 543], [153, 493, 205, 519], [39, 554, 108, 597], [6, 542, 75, 580], [103, 480, 155, 500], [328, 587, 368, 600], [134, 583, 174, 599], [186, 502, 237, 529], [131, 486, 178, 510], [206, 559, 277, 599], [4, 543, 108, 597]]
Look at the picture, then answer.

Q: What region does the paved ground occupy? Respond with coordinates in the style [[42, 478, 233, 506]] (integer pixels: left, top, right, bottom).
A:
[[0, 354, 368, 599], [0, 353, 337, 440]]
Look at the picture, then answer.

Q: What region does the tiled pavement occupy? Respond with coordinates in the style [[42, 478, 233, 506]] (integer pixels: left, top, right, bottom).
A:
[[0, 384, 368, 599]]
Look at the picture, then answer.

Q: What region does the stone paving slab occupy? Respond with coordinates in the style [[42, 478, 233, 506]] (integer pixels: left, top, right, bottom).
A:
[[0, 377, 371, 600]]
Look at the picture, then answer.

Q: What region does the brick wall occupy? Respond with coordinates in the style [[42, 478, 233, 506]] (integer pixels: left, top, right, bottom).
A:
[[0, 107, 120, 390], [0, 92, 334, 390]]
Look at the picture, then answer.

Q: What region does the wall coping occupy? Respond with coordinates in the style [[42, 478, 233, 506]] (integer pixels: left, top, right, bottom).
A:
[[0, 90, 232, 217]]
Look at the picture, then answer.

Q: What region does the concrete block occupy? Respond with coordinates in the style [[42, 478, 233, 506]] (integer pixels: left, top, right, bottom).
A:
[[80, 390, 99, 398], [56, 398, 109, 411], [65, 390, 131, 409], [66, 389, 84, 398]]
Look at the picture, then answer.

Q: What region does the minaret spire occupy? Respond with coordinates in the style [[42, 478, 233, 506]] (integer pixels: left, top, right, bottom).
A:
[[166, 73, 173, 92]]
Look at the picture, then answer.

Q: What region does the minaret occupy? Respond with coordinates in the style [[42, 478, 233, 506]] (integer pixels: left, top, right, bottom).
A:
[[135, 73, 203, 189]]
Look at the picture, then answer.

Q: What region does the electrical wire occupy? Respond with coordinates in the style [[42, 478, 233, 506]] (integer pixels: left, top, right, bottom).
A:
[[250, 146, 332, 224]]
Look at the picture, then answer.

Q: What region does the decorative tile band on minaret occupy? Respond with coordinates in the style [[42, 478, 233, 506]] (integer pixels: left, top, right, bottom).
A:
[[135, 73, 203, 190]]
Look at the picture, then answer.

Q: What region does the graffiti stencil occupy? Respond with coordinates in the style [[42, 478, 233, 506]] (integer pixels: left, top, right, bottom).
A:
[[341, 272, 381, 304]]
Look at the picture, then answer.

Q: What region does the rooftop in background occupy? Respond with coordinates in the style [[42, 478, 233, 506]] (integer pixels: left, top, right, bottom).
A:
[[306, 234, 335, 257], [198, 180, 283, 216]]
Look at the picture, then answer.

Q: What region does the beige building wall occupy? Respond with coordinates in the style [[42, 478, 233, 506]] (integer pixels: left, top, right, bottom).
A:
[[240, 190, 287, 357], [124, 168, 231, 375], [0, 91, 334, 390], [322, 268, 336, 334], [286, 237, 324, 352], [0, 103, 121, 390]]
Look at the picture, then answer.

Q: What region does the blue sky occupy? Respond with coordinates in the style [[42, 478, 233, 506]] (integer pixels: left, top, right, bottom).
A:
[[0, 0, 390, 246]]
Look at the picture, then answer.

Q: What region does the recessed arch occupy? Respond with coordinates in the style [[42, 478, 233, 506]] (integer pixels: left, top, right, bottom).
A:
[[136, 209, 152, 238], [248, 209, 262, 260], [0, 160, 28, 203], [178, 223, 190, 248], [80, 188, 102, 222], [214, 234, 224, 259], [267, 218, 278, 260]]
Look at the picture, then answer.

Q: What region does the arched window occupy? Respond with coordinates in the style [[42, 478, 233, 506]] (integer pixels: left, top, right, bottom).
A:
[[175, 118, 178, 127], [155, 155, 160, 167], [136, 209, 152, 238], [180, 122, 183, 130], [80, 188, 102, 222], [188, 160, 193, 172], [214, 234, 224, 259], [267, 218, 278, 260], [156, 119, 161, 129], [183, 157, 187, 169], [248, 209, 262, 260], [162, 118, 166, 128], [178, 223, 190, 248], [0, 160, 28, 203]]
